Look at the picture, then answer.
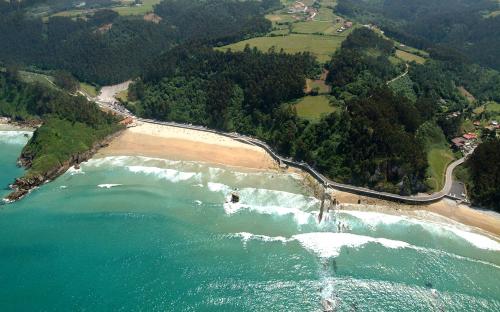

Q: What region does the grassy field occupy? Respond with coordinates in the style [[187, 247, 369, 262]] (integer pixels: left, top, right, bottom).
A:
[[292, 21, 338, 35], [112, 0, 161, 16], [80, 82, 99, 98], [219, 34, 344, 63], [485, 101, 500, 114], [395, 50, 426, 64], [426, 145, 455, 191], [293, 95, 336, 122], [47, 0, 160, 20], [18, 71, 57, 89], [116, 90, 129, 102]]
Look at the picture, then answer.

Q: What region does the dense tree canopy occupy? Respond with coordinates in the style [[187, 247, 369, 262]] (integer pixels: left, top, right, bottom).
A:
[[0, 0, 276, 84], [465, 140, 500, 211]]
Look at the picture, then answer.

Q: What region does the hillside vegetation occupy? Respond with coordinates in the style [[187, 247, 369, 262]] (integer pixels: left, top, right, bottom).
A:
[[0, 0, 279, 84], [0, 71, 121, 177]]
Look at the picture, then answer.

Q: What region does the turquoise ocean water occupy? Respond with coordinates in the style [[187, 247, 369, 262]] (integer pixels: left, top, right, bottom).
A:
[[0, 130, 499, 311]]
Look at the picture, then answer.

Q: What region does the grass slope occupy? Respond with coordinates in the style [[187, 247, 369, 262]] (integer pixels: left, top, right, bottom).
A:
[[293, 95, 335, 122], [426, 145, 455, 191], [220, 34, 344, 63]]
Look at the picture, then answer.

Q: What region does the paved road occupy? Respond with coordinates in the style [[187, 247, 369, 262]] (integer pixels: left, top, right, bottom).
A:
[[90, 83, 467, 205]]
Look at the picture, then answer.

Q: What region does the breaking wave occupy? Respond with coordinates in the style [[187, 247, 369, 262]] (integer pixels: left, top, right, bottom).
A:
[[340, 209, 500, 251], [127, 165, 201, 183], [0, 131, 32, 145]]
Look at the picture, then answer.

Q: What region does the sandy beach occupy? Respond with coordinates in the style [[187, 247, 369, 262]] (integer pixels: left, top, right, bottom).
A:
[[331, 187, 500, 237], [97, 121, 500, 239], [97, 122, 277, 170]]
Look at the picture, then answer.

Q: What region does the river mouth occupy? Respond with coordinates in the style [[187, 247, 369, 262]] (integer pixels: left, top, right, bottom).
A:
[[0, 132, 499, 311]]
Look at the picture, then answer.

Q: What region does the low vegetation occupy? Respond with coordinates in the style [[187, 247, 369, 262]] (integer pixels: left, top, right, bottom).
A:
[[293, 95, 336, 122]]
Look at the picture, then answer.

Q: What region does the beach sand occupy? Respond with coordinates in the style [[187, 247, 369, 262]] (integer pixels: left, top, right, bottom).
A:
[[98, 121, 500, 238], [332, 188, 500, 237], [97, 122, 277, 170]]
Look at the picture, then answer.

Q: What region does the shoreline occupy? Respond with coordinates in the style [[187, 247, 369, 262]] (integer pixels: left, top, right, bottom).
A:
[[97, 122, 278, 171], [96, 122, 500, 239]]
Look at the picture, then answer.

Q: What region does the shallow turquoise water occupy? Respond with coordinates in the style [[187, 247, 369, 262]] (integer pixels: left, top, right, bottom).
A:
[[0, 131, 499, 311]]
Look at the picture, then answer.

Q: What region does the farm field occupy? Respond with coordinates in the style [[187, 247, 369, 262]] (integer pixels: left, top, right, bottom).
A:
[[395, 50, 426, 64], [48, 0, 160, 19], [292, 20, 338, 35], [219, 34, 344, 63], [293, 95, 335, 122], [112, 0, 161, 16], [426, 145, 455, 191]]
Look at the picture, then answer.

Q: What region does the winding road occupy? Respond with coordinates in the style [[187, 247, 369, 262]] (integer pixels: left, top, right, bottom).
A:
[[88, 82, 468, 205]]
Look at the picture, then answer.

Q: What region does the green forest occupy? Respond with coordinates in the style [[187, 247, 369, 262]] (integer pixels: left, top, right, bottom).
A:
[[0, 0, 279, 84], [464, 139, 500, 210], [0, 70, 121, 177]]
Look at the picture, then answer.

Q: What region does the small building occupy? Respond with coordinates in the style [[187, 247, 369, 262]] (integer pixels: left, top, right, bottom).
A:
[[473, 121, 481, 127], [451, 137, 466, 148], [463, 133, 477, 140], [344, 21, 353, 28]]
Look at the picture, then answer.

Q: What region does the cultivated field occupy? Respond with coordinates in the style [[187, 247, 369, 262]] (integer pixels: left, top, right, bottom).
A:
[[220, 34, 344, 63], [293, 95, 336, 122], [221, 0, 349, 63], [396, 50, 426, 64]]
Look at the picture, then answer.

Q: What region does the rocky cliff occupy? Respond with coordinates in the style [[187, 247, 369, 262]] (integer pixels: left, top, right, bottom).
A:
[[5, 131, 123, 202]]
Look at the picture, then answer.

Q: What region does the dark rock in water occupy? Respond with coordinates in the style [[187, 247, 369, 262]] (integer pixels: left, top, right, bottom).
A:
[[230, 192, 240, 203], [74, 164, 81, 170], [425, 281, 433, 288]]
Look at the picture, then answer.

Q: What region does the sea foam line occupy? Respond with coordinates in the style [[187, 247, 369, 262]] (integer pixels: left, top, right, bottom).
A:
[[340, 209, 500, 251], [97, 184, 122, 189], [0, 130, 32, 144], [230, 232, 410, 258]]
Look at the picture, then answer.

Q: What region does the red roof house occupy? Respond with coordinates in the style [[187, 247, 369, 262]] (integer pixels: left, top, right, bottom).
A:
[[463, 133, 477, 140]]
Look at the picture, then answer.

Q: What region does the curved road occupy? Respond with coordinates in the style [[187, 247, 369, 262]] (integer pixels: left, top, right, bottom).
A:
[[89, 83, 467, 205]]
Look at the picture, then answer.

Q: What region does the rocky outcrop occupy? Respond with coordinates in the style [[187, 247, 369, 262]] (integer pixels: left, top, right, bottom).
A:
[[4, 131, 123, 203]]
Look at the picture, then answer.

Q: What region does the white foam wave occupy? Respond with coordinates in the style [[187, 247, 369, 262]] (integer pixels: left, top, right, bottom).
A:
[[292, 232, 410, 258], [98, 184, 122, 189], [194, 200, 203, 206], [67, 166, 85, 175], [240, 204, 313, 225], [341, 209, 500, 251], [232, 232, 288, 244], [0, 130, 32, 144], [447, 227, 500, 251], [341, 210, 407, 227], [127, 165, 200, 183], [207, 182, 230, 193]]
